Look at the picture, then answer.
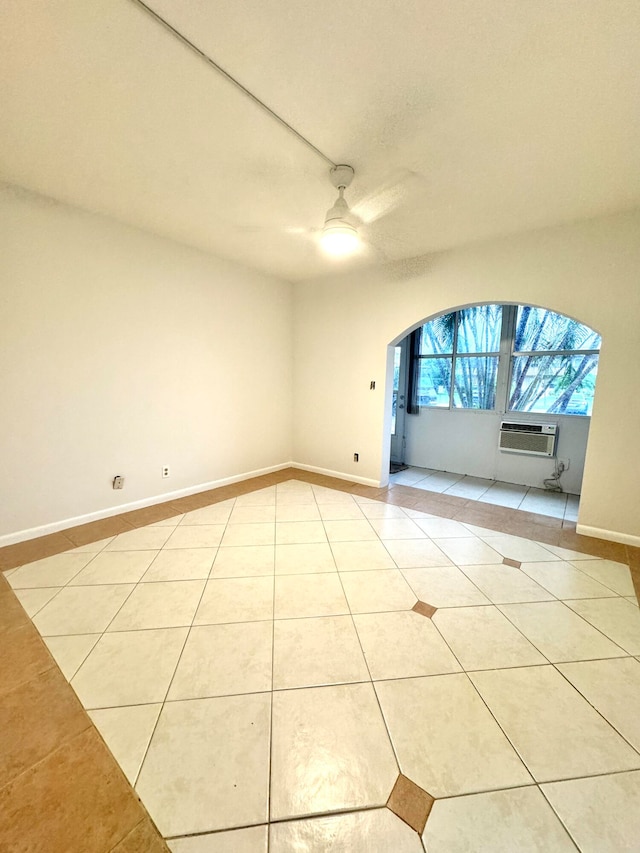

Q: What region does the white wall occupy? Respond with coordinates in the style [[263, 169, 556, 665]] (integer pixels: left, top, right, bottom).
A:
[[405, 410, 589, 494], [293, 210, 640, 544], [0, 185, 293, 539]]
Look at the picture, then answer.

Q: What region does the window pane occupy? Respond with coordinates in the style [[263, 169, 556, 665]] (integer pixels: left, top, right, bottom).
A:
[[514, 307, 601, 352], [457, 305, 502, 353], [418, 358, 451, 407], [391, 346, 401, 434], [420, 313, 455, 355], [509, 353, 598, 415], [453, 356, 498, 409]]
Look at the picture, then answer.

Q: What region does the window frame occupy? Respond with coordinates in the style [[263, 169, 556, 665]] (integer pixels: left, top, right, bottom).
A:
[[414, 306, 503, 412], [410, 304, 600, 417]]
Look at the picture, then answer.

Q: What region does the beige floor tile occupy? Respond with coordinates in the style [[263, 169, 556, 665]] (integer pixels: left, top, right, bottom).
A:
[[105, 527, 173, 551], [478, 483, 527, 508], [432, 537, 504, 566], [234, 487, 276, 506], [13, 587, 62, 617], [8, 552, 94, 588], [401, 507, 437, 519], [565, 597, 640, 654], [168, 621, 272, 700], [274, 543, 336, 575], [274, 573, 348, 619], [32, 584, 134, 636], [382, 538, 452, 569], [519, 560, 618, 599], [470, 665, 640, 782], [89, 703, 161, 785], [629, 596, 639, 606], [211, 545, 274, 578], [317, 503, 366, 520], [360, 503, 410, 519], [353, 610, 461, 680], [228, 505, 276, 524], [270, 808, 423, 853], [499, 600, 627, 661], [414, 472, 464, 493], [275, 521, 327, 545], [341, 569, 417, 613], [323, 519, 378, 542], [460, 563, 555, 604], [68, 550, 158, 585], [180, 502, 234, 525], [312, 486, 357, 503], [165, 525, 227, 549], [445, 477, 494, 500], [270, 683, 398, 820], [433, 606, 547, 670], [480, 535, 558, 563], [71, 627, 188, 708], [273, 615, 369, 689], [401, 567, 489, 607], [367, 518, 427, 540], [414, 518, 476, 538], [542, 544, 599, 561], [275, 504, 321, 522], [136, 693, 271, 836], [423, 787, 576, 852], [168, 825, 268, 852], [140, 548, 216, 582], [375, 674, 531, 797], [107, 580, 205, 631], [519, 489, 567, 518], [569, 558, 635, 596], [275, 489, 317, 505], [330, 540, 396, 571], [194, 576, 274, 624], [541, 770, 640, 853], [557, 658, 640, 752], [44, 633, 101, 680], [219, 523, 275, 547]]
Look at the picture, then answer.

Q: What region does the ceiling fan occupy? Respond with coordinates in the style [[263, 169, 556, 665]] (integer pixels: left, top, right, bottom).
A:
[[131, 0, 427, 258]]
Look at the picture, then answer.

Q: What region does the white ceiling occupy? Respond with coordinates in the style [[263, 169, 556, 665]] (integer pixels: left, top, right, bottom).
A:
[[2, 0, 640, 281]]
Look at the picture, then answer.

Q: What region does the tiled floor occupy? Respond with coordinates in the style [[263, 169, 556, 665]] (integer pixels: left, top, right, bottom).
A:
[[391, 466, 579, 521], [5, 477, 640, 851]]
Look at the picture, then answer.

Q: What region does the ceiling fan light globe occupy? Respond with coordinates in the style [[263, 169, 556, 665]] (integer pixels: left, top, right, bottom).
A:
[[320, 223, 360, 256]]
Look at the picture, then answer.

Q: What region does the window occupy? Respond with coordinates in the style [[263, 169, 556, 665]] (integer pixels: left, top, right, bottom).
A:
[[508, 307, 600, 415], [408, 305, 599, 416], [413, 305, 502, 410]]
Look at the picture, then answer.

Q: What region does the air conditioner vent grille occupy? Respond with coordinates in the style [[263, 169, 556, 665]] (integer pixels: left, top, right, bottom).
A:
[[499, 422, 558, 457]]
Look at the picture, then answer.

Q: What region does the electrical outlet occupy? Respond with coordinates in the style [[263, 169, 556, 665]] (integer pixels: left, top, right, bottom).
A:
[[112, 475, 124, 490], [558, 458, 570, 471], [353, 452, 359, 462], [162, 466, 170, 478]]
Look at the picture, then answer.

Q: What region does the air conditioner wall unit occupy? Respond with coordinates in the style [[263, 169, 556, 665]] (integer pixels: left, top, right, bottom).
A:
[[499, 421, 558, 457]]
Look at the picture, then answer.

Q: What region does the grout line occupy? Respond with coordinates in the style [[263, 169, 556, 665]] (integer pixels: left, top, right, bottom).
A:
[[131, 498, 238, 788]]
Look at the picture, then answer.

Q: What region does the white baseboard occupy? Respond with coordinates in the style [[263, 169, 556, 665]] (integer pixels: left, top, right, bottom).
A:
[[576, 523, 640, 548], [0, 463, 292, 548], [291, 462, 380, 488]]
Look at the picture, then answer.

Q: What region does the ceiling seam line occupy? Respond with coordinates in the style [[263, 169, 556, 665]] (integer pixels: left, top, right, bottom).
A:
[[128, 0, 337, 168]]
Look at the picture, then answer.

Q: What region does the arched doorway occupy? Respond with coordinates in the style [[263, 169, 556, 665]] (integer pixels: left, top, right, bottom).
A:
[[386, 303, 601, 520]]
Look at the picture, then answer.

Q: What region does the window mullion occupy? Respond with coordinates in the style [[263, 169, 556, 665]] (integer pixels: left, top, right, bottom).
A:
[[496, 305, 516, 414], [450, 312, 459, 409]]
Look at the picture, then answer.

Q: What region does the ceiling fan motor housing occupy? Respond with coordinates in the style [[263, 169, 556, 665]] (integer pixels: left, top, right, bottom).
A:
[[329, 164, 355, 190]]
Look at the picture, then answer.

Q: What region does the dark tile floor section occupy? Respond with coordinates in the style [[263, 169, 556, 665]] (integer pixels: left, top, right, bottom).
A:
[[387, 773, 435, 834]]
